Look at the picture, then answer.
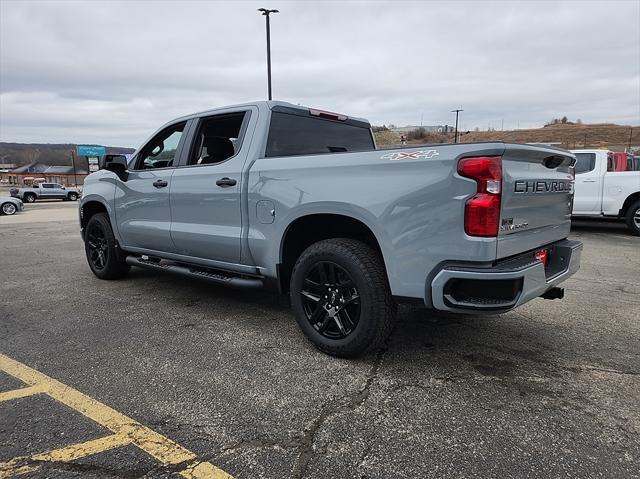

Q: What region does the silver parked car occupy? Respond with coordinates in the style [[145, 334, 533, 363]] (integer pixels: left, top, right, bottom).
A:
[[10, 183, 80, 203], [0, 196, 24, 215]]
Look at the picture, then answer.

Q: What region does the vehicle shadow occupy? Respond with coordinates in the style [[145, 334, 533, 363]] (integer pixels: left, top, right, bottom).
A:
[[125, 267, 569, 381], [571, 218, 630, 235]]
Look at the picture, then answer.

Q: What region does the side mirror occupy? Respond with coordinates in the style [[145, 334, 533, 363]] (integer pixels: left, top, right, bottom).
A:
[[101, 154, 128, 180]]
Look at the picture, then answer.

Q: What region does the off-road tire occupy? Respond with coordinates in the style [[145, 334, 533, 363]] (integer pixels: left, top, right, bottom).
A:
[[23, 193, 36, 203], [68, 192, 78, 201], [290, 238, 397, 358], [85, 213, 130, 280], [625, 200, 640, 236]]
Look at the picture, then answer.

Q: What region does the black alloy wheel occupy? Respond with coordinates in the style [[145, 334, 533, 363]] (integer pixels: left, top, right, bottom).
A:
[[86, 221, 109, 271], [83, 212, 130, 279], [300, 261, 361, 339], [290, 238, 397, 358]]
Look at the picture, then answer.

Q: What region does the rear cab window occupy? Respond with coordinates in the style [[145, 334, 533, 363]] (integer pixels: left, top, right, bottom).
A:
[[265, 107, 375, 158]]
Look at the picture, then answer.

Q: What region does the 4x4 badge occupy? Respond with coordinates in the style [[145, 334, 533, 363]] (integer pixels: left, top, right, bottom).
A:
[[380, 150, 439, 161]]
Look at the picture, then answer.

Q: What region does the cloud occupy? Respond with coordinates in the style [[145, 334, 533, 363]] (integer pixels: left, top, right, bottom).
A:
[[1, 0, 638, 146]]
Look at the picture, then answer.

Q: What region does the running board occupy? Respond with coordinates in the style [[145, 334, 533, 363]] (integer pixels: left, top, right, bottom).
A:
[[125, 255, 264, 289]]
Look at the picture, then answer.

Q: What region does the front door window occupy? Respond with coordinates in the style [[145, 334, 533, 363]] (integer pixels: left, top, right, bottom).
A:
[[136, 123, 186, 170]]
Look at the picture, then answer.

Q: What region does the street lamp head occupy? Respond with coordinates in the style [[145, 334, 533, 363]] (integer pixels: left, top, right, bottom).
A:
[[258, 8, 279, 15]]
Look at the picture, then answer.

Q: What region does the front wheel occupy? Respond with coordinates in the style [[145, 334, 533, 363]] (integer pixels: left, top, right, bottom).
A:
[[84, 213, 130, 279], [23, 193, 36, 203], [68, 192, 78, 201], [626, 200, 640, 236], [1, 202, 17, 215], [290, 238, 396, 358]]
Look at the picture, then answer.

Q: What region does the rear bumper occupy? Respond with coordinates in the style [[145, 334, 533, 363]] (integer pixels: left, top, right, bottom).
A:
[[429, 239, 582, 313]]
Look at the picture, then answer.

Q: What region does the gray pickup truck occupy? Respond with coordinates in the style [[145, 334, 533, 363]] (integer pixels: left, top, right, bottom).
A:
[[11, 183, 80, 203], [79, 101, 582, 357]]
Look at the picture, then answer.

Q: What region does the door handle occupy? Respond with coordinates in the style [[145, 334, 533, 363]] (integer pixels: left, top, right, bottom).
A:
[[216, 177, 237, 187], [582, 179, 597, 183], [153, 179, 168, 188]]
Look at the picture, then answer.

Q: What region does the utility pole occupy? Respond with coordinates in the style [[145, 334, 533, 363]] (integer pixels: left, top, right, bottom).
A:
[[628, 127, 634, 151], [71, 149, 78, 187], [451, 108, 463, 143], [258, 8, 279, 100]]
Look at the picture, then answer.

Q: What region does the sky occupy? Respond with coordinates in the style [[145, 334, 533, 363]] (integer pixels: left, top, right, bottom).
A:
[[0, 0, 639, 147]]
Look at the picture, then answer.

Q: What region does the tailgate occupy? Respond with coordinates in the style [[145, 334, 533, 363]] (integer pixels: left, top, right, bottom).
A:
[[498, 144, 575, 259]]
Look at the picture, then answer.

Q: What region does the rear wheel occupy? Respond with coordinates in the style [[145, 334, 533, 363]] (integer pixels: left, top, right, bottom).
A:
[[290, 238, 396, 358], [1, 202, 17, 215], [85, 213, 130, 279], [625, 200, 640, 236], [23, 193, 36, 203]]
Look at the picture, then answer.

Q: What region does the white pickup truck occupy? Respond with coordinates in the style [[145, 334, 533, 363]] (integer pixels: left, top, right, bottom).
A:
[[571, 149, 640, 235]]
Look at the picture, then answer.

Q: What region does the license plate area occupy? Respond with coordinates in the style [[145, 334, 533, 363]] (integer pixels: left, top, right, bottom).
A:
[[541, 244, 571, 279]]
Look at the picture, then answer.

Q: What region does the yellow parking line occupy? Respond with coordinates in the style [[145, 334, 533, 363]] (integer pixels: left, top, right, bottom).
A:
[[0, 458, 37, 478], [32, 433, 131, 462], [0, 353, 232, 479], [0, 384, 46, 402], [0, 434, 131, 478]]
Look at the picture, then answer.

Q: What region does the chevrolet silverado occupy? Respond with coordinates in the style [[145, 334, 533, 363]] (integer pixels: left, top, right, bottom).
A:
[[79, 101, 582, 357]]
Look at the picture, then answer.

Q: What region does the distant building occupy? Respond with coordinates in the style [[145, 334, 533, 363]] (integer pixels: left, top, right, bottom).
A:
[[0, 162, 89, 186]]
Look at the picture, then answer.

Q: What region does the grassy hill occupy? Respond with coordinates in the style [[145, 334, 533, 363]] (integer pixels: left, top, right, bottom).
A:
[[0, 143, 135, 168], [375, 123, 639, 151]]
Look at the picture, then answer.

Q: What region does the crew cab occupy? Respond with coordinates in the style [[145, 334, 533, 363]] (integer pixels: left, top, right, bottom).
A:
[[571, 149, 640, 235], [79, 101, 582, 357], [10, 183, 80, 203]]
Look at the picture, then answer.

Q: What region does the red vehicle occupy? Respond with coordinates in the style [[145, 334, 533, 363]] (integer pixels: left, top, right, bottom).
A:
[[609, 152, 632, 172]]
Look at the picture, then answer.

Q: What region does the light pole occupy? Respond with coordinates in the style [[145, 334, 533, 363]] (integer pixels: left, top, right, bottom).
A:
[[258, 8, 279, 100], [451, 108, 463, 143]]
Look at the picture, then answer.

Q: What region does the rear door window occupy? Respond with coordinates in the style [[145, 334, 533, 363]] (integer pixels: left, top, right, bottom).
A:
[[187, 112, 247, 166], [266, 112, 374, 157], [574, 153, 596, 174]]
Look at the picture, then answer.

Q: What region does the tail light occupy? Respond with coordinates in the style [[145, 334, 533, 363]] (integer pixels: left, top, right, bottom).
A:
[[534, 249, 548, 267], [457, 156, 502, 237]]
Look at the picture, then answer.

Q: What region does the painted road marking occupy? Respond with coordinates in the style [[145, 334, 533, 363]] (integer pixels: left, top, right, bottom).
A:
[[0, 384, 46, 402], [0, 353, 232, 478], [1, 434, 130, 477]]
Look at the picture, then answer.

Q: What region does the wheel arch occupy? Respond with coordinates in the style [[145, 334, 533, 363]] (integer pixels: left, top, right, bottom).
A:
[[80, 200, 116, 242], [278, 213, 387, 294], [620, 191, 640, 217]]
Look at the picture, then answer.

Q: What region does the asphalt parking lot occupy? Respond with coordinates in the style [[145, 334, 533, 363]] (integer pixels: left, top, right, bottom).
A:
[[1, 201, 639, 478]]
